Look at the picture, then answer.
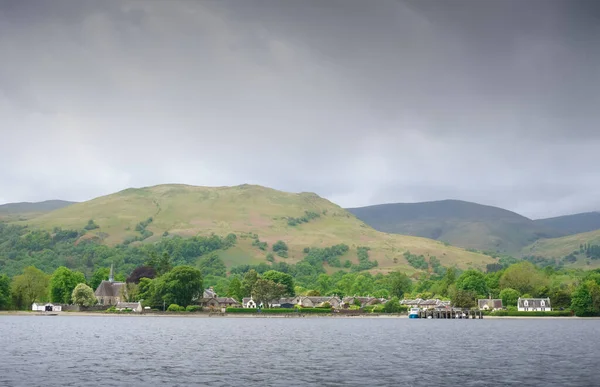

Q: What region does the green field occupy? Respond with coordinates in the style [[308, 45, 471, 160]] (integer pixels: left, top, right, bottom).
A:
[[20, 184, 495, 273], [522, 229, 600, 268]]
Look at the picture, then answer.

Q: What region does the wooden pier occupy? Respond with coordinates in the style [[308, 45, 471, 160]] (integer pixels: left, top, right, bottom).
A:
[[417, 309, 483, 319]]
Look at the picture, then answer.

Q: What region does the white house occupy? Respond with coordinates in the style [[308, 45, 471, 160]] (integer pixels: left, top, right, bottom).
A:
[[32, 303, 62, 312], [242, 297, 258, 308], [115, 302, 143, 313], [517, 297, 551, 312]]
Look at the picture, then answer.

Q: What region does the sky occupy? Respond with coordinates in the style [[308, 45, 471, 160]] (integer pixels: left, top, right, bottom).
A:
[[1, 0, 599, 219]]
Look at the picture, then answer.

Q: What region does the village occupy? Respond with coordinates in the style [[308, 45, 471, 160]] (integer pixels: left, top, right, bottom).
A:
[[31, 268, 553, 316]]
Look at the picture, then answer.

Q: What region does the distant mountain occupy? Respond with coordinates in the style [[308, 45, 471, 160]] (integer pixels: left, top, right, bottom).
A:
[[347, 200, 561, 253], [0, 200, 76, 214], [534, 212, 600, 235], [0, 200, 76, 222]]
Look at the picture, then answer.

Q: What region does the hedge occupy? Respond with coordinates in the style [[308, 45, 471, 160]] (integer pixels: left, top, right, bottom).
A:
[[225, 307, 331, 314], [186, 305, 202, 312], [489, 310, 572, 317]]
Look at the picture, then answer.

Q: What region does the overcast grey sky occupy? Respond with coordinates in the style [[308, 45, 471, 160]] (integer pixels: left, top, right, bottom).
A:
[[1, 0, 599, 218]]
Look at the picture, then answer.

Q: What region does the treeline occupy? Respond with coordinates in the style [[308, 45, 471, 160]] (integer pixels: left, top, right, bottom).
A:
[[0, 223, 236, 278]]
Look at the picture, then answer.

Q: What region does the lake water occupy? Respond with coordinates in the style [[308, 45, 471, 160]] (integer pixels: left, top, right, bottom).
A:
[[0, 316, 598, 386]]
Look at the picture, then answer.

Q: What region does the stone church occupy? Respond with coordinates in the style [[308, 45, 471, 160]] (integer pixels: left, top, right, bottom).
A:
[[94, 265, 126, 305]]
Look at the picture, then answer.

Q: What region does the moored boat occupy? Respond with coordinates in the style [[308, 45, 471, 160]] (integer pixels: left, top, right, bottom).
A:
[[408, 307, 420, 319]]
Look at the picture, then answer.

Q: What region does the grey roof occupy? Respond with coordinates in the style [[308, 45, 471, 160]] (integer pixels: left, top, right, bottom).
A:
[[94, 281, 125, 297], [116, 302, 141, 309], [478, 299, 503, 309], [518, 298, 551, 308], [203, 288, 218, 298]]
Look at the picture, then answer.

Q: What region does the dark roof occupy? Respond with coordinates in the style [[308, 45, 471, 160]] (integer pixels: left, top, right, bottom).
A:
[[94, 281, 125, 297], [478, 299, 503, 309], [518, 298, 551, 308]]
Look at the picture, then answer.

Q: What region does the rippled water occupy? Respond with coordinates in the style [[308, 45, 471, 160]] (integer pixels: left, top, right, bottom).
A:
[[1, 316, 598, 386]]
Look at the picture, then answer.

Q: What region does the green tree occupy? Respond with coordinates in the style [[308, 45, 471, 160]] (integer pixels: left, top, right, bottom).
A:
[[571, 280, 600, 316], [383, 296, 401, 313], [317, 274, 332, 295], [272, 240, 288, 253], [499, 288, 520, 307], [387, 271, 412, 299], [227, 277, 244, 302], [450, 286, 477, 308], [71, 283, 97, 306], [0, 274, 11, 310], [89, 267, 109, 290], [262, 270, 295, 296], [499, 261, 546, 295], [253, 278, 286, 308], [456, 269, 488, 296], [49, 267, 86, 304], [198, 253, 227, 277], [242, 269, 259, 297], [12, 266, 50, 308], [159, 266, 203, 307], [146, 251, 173, 276]]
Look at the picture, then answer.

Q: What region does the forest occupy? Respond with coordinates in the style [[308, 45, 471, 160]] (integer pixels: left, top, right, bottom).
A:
[[0, 223, 599, 316]]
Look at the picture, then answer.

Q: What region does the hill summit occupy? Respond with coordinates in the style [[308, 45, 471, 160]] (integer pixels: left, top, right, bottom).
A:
[[21, 184, 493, 272]]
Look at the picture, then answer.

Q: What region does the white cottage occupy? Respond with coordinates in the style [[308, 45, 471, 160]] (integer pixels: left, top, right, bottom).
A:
[[32, 302, 62, 312], [517, 297, 551, 312], [115, 302, 143, 313]]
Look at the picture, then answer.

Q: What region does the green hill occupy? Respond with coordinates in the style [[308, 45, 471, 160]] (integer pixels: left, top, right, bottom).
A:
[[347, 200, 560, 253], [522, 229, 600, 268], [0, 200, 76, 222], [20, 184, 494, 273]]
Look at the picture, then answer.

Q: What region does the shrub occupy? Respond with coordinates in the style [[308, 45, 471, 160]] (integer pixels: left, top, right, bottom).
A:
[[225, 307, 331, 314], [273, 240, 288, 253], [185, 305, 202, 312], [266, 253, 275, 263], [167, 304, 184, 312]]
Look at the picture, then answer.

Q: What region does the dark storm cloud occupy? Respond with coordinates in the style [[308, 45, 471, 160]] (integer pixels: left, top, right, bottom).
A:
[[1, 0, 599, 218]]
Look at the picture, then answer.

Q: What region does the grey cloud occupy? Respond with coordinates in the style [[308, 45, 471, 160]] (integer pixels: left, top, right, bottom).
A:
[[1, 0, 599, 218]]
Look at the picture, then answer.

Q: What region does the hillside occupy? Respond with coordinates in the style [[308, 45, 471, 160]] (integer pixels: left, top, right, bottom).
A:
[[347, 200, 561, 253], [522, 228, 600, 268], [534, 212, 600, 235], [0, 200, 75, 221], [20, 184, 494, 273]]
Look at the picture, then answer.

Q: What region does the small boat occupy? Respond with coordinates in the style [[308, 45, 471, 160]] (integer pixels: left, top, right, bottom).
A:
[[408, 307, 420, 319]]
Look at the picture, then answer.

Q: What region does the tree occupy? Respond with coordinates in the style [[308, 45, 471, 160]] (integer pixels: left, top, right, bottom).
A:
[[126, 266, 157, 284], [71, 283, 97, 307], [0, 274, 11, 310], [253, 279, 286, 308], [387, 271, 412, 299], [306, 289, 321, 296], [272, 240, 288, 253], [146, 251, 172, 276], [571, 280, 600, 316], [317, 274, 332, 295], [499, 261, 546, 295], [383, 296, 401, 313], [90, 268, 110, 290], [450, 286, 477, 308], [159, 266, 203, 307], [12, 266, 50, 308], [456, 269, 488, 296], [198, 253, 227, 277], [227, 277, 244, 302], [262, 270, 295, 296], [499, 288, 520, 307], [49, 267, 86, 304], [241, 269, 259, 297]]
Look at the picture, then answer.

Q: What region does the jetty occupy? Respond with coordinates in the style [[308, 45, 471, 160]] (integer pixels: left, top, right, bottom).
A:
[[418, 308, 483, 319]]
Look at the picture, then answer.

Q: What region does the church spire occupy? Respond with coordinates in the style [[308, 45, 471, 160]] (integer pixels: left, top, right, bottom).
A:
[[109, 264, 114, 283]]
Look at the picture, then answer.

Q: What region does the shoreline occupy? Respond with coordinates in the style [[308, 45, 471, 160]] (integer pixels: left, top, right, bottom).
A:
[[0, 311, 590, 319]]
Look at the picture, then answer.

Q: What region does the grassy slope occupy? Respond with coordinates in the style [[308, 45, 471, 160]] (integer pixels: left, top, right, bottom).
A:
[[347, 200, 561, 253], [21, 184, 494, 273], [522, 229, 600, 268]]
